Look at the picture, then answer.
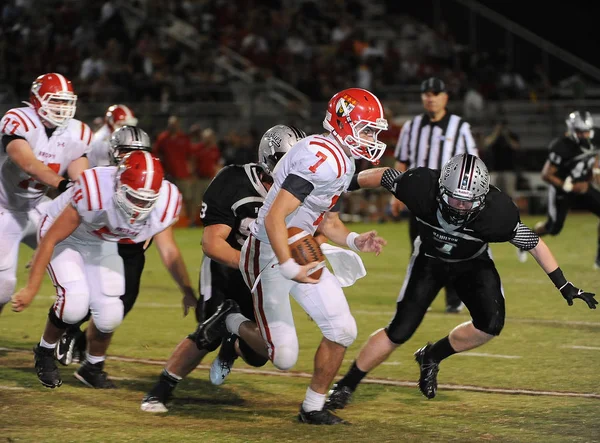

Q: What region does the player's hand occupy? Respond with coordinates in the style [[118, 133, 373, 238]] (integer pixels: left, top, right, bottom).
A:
[[11, 287, 37, 312], [181, 286, 198, 317], [292, 262, 322, 284], [571, 182, 590, 194], [355, 230, 387, 256], [560, 282, 597, 309]]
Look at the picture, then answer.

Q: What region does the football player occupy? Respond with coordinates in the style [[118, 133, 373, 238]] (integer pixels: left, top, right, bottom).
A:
[[325, 153, 596, 410], [54, 126, 197, 368], [11, 151, 197, 389], [140, 124, 307, 413], [518, 111, 600, 266], [87, 104, 138, 167], [0, 73, 91, 315]]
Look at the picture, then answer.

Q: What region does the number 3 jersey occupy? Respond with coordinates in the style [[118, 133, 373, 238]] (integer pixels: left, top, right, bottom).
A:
[[251, 134, 355, 243], [40, 167, 181, 244], [201, 163, 269, 250], [393, 167, 520, 261], [547, 133, 600, 186], [0, 106, 92, 212]]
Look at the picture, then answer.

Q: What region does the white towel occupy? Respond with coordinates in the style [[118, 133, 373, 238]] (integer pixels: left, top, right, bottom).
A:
[[320, 243, 367, 287]]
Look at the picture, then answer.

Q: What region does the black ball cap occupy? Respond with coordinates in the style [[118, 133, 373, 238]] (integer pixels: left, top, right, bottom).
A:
[[420, 77, 447, 94]]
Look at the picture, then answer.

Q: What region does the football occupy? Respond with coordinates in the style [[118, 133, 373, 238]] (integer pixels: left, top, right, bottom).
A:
[[287, 227, 326, 279]]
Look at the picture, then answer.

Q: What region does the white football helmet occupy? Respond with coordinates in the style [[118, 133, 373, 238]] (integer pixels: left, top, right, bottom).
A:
[[258, 125, 306, 174]]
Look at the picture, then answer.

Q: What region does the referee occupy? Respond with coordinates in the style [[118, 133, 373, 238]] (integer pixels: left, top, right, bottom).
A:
[[392, 77, 479, 313]]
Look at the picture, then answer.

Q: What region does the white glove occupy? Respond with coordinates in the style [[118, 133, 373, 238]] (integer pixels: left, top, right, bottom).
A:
[[320, 243, 367, 287]]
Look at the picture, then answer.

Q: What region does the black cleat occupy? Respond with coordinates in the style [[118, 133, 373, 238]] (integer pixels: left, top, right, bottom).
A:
[[324, 384, 354, 410], [74, 361, 116, 389], [194, 299, 240, 350], [55, 330, 82, 366], [414, 344, 439, 399], [298, 405, 348, 425], [34, 345, 62, 388], [141, 394, 169, 413]]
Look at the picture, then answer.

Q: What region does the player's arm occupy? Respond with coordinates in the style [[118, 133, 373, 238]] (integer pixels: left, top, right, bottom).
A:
[[509, 222, 597, 309], [153, 226, 197, 317], [6, 139, 70, 191], [67, 156, 89, 180], [541, 160, 567, 189], [319, 211, 386, 255], [11, 204, 81, 312], [201, 224, 240, 269]]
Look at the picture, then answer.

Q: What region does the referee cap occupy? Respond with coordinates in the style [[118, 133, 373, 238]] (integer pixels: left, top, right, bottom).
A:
[[420, 77, 447, 94]]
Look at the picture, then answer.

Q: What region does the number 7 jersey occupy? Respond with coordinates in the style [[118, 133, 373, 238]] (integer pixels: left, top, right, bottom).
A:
[[0, 106, 92, 212], [251, 133, 355, 242]]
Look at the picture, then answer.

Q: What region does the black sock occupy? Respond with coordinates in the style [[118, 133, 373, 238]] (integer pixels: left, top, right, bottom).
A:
[[337, 361, 367, 391], [427, 336, 456, 362], [149, 369, 181, 400]]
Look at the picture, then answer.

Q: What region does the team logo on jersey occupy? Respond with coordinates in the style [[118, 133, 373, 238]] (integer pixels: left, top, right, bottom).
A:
[[336, 94, 357, 117]]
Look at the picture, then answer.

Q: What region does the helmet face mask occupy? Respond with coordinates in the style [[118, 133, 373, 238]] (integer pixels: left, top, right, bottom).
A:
[[29, 73, 77, 127], [113, 151, 163, 222], [438, 154, 490, 225], [323, 88, 388, 163], [109, 126, 151, 165], [258, 125, 306, 175]]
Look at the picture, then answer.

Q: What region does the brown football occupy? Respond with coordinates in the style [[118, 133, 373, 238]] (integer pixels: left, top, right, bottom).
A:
[[287, 227, 326, 279]]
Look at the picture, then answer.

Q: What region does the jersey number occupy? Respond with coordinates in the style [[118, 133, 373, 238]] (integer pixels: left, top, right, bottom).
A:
[[200, 202, 207, 219], [1, 117, 20, 135], [18, 163, 60, 190], [308, 151, 327, 173], [313, 194, 340, 226]]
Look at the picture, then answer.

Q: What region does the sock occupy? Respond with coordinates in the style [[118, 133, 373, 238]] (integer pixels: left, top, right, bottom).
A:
[[148, 369, 182, 402], [40, 337, 57, 349], [302, 387, 326, 412], [337, 361, 367, 391], [225, 313, 249, 336], [86, 354, 106, 365], [161, 369, 182, 386], [427, 336, 456, 362]]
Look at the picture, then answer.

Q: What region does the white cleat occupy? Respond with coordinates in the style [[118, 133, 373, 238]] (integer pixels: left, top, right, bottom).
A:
[[517, 248, 528, 263], [140, 397, 168, 413], [209, 355, 233, 386]]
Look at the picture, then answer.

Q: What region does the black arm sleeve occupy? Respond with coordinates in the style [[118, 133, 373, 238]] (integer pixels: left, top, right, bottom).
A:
[[509, 223, 540, 250], [281, 174, 314, 203], [381, 168, 402, 192]]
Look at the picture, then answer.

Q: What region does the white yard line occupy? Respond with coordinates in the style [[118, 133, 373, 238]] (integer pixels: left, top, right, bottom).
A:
[[1, 347, 598, 399], [563, 345, 600, 351], [455, 352, 522, 359]]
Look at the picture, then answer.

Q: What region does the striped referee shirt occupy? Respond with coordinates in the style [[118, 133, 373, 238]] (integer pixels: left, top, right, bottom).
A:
[[394, 112, 478, 170]]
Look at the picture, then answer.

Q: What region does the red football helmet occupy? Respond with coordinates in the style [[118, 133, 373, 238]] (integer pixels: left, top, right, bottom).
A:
[[105, 104, 138, 132], [323, 88, 388, 162], [114, 151, 164, 222], [29, 73, 77, 127]]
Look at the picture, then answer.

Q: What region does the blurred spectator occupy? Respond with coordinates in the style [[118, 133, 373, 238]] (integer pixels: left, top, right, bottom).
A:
[[483, 119, 521, 199], [463, 79, 486, 125], [79, 47, 106, 82], [190, 124, 222, 223], [153, 115, 196, 223]]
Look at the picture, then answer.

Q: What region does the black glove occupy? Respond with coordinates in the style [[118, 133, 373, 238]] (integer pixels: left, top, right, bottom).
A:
[[57, 179, 73, 194], [560, 282, 597, 309]]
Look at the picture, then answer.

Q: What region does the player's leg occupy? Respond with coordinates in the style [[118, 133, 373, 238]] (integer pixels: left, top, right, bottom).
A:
[[327, 250, 444, 409], [414, 253, 505, 399], [577, 186, 600, 267], [0, 210, 27, 315], [290, 268, 357, 424], [75, 244, 124, 388]]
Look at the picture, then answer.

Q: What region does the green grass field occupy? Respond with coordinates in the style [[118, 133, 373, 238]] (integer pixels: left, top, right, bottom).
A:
[[1, 214, 599, 442]]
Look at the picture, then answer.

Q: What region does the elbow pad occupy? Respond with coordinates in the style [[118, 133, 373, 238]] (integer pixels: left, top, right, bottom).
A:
[[381, 168, 402, 192], [509, 223, 540, 251]]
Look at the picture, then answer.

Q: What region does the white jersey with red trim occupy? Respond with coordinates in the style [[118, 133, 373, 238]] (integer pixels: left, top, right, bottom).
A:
[[88, 124, 112, 167], [0, 106, 92, 212], [40, 167, 182, 244], [251, 133, 355, 242]]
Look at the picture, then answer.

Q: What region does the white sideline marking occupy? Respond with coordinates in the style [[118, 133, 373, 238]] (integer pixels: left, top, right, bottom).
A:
[[1, 347, 598, 399], [0, 385, 25, 391], [564, 345, 600, 351], [455, 352, 521, 359]]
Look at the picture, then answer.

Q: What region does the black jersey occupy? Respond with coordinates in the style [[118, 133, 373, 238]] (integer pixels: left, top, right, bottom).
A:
[[392, 167, 520, 261], [547, 131, 600, 184], [201, 163, 268, 251]]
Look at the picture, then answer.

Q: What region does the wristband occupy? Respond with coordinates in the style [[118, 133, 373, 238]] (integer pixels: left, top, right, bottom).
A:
[[58, 179, 71, 193], [279, 258, 301, 280], [346, 232, 360, 252], [548, 267, 568, 289]]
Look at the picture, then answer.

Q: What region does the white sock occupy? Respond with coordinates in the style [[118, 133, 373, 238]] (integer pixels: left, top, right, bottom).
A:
[[86, 354, 105, 365], [40, 337, 56, 349], [225, 313, 249, 336], [302, 387, 326, 412]]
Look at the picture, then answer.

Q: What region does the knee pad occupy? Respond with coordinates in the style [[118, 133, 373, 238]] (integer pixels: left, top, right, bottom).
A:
[[322, 314, 357, 348], [59, 295, 92, 325], [92, 303, 124, 333], [474, 317, 504, 336], [271, 344, 298, 371], [384, 322, 416, 345], [0, 275, 17, 305], [238, 339, 268, 367]]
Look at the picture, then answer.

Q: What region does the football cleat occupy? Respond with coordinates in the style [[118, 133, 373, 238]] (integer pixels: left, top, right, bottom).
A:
[[55, 330, 83, 366], [194, 299, 240, 350], [209, 334, 238, 386], [324, 384, 354, 410], [34, 345, 62, 388], [445, 302, 465, 314], [74, 361, 116, 389], [414, 344, 439, 399], [140, 395, 169, 413], [298, 405, 348, 425], [517, 248, 528, 263]]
